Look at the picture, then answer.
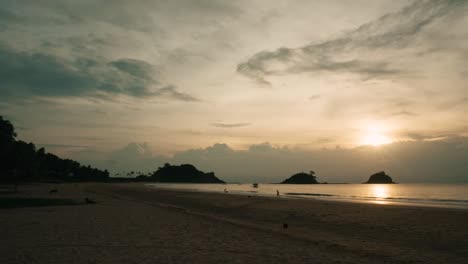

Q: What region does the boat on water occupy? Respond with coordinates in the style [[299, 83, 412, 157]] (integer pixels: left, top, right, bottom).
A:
[[252, 183, 259, 188]]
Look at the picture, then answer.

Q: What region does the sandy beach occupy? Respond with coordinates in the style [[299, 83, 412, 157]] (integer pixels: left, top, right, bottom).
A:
[[1, 183, 467, 264]]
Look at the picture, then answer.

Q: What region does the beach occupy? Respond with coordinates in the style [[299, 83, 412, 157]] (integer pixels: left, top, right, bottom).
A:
[[1, 183, 467, 264]]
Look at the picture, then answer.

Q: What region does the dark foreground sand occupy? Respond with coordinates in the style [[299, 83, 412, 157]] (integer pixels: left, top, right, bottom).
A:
[[1, 183, 467, 264]]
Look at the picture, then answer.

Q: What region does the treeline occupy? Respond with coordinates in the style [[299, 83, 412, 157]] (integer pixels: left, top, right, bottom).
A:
[[0, 116, 109, 182]]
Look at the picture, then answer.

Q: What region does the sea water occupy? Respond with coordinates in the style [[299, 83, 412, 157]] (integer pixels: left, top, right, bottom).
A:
[[147, 183, 468, 209]]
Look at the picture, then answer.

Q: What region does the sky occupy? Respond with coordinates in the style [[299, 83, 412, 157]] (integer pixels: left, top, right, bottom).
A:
[[1, 0, 468, 183]]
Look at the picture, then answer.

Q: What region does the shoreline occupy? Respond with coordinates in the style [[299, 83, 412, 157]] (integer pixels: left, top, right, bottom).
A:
[[2, 182, 468, 264], [146, 183, 468, 210]]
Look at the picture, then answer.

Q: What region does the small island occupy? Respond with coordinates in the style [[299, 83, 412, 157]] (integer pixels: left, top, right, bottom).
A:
[[149, 163, 225, 183], [363, 171, 396, 184], [280, 171, 319, 184]]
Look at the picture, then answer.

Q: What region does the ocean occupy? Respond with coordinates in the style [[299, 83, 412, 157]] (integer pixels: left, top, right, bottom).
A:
[[147, 183, 468, 209]]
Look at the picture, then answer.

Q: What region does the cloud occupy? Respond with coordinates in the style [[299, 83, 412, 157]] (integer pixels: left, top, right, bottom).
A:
[[308, 95, 322, 101], [0, 0, 243, 32], [69, 137, 468, 183], [68, 142, 166, 174], [110, 59, 155, 80], [0, 45, 197, 101], [156, 85, 200, 102], [0, 8, 20, 28], [391, 110, 418, 116], [237, 0, 466, 85], [110, 142, 153, 160], [171, 139, 468, 183], [211, 122, 251, 128], [37, 143, 88, 149]]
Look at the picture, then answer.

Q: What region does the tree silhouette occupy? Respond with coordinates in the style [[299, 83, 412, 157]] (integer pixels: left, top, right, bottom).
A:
[[0, 116, 109, 182], [309, 170, 316, 178], [0, 116, 16, 145], [151, 163, 224, 183], [281, 170, 319, 184]]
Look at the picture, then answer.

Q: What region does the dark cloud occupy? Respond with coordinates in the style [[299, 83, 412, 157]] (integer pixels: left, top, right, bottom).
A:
[[156, 85, 200, 102], [0, 0, 242, 33], [110, 59, 155, 80], [0, 8, 20, 28], [0, 46, 96, 98], [0, 45, 197, 101], [237, 0, 466, 85], [211, 122, 251, 128]]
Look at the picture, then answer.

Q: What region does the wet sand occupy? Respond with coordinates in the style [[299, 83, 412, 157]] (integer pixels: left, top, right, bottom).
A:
[[1, 183, 467, 264]]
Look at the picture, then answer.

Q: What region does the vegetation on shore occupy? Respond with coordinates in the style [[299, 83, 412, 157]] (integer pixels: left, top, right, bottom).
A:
[[136, 163, 225, 183], [0, 116, 109, 182], [281, 171, 319, 184], [363, 171, 395, 184]]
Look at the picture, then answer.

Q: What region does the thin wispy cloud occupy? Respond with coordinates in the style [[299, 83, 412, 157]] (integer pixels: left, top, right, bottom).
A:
[[211, 122, 252, 128]]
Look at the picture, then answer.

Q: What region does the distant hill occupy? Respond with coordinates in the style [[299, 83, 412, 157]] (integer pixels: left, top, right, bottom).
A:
[[364, 171, 395, 184], [0, 116, 109, 182], [281, 171, 319, 184], [150, 163, 225, 183]]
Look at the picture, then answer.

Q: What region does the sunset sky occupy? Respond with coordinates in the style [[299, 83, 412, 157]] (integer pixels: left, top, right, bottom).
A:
[[1, 0, 467, 182]]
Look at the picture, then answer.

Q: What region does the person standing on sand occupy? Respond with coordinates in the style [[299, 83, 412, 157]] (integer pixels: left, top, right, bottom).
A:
[[276, 190, 280, 197]]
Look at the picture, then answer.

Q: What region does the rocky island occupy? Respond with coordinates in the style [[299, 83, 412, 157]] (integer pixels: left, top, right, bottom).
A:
[[150, 163, 225, 183], [364, 171, 396, 184], [281, 171, 319, 184]]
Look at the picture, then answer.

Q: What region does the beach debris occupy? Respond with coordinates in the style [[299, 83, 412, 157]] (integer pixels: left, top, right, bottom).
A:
[[224, 188, 228, 193], [49, 189, 58, 195], [85, 198, 97, 204], [283, 223, 288, 229], [253, 183, 259, 188]]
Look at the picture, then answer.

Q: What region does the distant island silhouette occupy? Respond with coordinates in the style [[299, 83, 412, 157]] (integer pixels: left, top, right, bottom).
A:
[[281, 171, 319, 184], [364, 171, 396, 184], [149, 163, 225, 183]]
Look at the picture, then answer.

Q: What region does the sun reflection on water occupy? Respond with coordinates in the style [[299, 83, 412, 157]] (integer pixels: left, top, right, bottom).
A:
[[371, 185, 390, 205], [373, 185, 388, 199]]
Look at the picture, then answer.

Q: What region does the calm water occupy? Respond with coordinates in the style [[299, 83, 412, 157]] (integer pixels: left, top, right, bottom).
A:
[[147, 183, 468, 209]]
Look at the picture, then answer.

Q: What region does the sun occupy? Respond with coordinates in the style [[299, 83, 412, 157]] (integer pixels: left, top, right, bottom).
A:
[[361, 132, 391, 146]]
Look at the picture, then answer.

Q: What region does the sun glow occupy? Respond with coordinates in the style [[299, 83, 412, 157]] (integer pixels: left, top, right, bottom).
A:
[[361, 132, 391, 146], [358, 121, 393, 146], [372, 185, 389, 199]]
